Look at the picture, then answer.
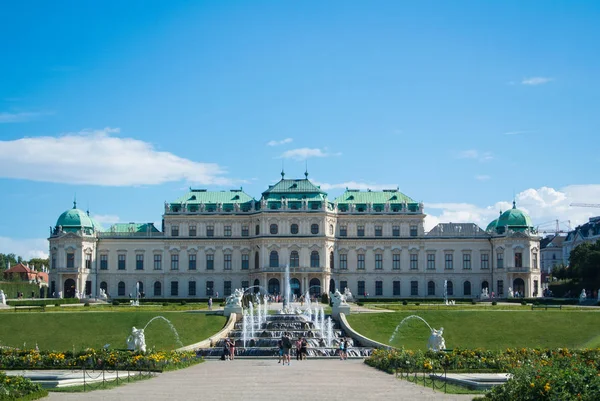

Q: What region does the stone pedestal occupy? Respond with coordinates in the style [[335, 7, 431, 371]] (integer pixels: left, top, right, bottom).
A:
[[224, 305, 243, 318], [331, 304, 351, 319]]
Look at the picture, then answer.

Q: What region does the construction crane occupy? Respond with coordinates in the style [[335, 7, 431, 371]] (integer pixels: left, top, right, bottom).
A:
[[536, 219, 571, 236], [570, 203, 600, 208]]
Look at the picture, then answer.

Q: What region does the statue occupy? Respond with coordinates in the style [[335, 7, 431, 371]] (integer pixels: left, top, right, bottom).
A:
[[427, 327, 446, 352], [343, 287, 353, 302], [329, 289, 348, 307], [481, 288, 489, 299], [58, 291, 63, 299], [0, 290, 6, 306], [126, 327, 146, 353], [75, 291, 80, 300], [226, 288, 244, 308], [99, 288, 108, 300], [579, 289, 587, 303], [508, 287, 514, 298]]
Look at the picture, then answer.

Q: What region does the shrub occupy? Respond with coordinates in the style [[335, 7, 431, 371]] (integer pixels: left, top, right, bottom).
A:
[[414, 303, 420, 306], [491, 301, 497, 306], [0, 371, 46, 400], [84, 302, 90, 307], [112, 300, 120, 306], [54, 303, 60, 307], [162, 302, 169, 307], [180, 300, 187, 306], [521, 300, 527, 306], [356, 302, 364, 306], [402, 300, 408, 306], [471, 301, 476, 305]]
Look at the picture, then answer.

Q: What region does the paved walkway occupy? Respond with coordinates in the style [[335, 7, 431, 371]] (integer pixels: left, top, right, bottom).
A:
[[46, 359, 474, 401]]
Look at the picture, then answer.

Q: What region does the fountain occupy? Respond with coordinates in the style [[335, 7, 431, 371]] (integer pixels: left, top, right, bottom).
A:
[[284, 263, 291, 308], [389, 315, 447, 352], [126, 315, 183, 352], [443, 280, 448, 305], [130, 282, 140, 306]]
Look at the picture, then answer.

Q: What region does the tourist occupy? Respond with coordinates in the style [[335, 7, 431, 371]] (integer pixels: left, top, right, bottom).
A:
[[295, 338, 302, 361], [208, 297, 213, 310], [300, 337, 308, 360], [339, 339, 345, 360], [282, 333, 292, 365], [216, 291, 219, 299], [277, 338, 284, 364], [223, 338, 231, 361], [228, 338, 236, 360]]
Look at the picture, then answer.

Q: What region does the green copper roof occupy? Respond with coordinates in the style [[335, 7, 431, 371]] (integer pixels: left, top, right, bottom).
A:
[[485, 218, 498, 232], [56, 203, 94, 232], [107, 223, 160, 233], [262, 177, 326, 198], [333, 189, 416, 204], [172, 189, 254, 204], [496, 201, 534, 229]]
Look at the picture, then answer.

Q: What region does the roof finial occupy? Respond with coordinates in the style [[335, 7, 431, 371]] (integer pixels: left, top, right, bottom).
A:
[[512, 200, 516, 209], [73, 194, 77, 209], [281, 160, 285, 179], [304, 160, 308, 178]]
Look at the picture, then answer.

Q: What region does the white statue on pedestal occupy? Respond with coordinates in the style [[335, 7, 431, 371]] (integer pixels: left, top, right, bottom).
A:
[[0, 290, 6, 306], [99, 288, 108, 300], [580, 289, 587, 303], [329, 289, 348, 307], [481, 288, 489, 299], [343, 287, 353, 302], [427, 327, 446, 352], [508, 287, 514, 298], [126, 327, 146, 353], [226, 288, 244, 308]]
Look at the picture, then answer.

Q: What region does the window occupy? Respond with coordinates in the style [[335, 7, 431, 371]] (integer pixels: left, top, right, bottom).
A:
[[310, 251, 320, 268], [340, 281, 348, 293], [118, 254, 126, 270], [255, 224, 260, 235], [330, 251, 334, 269], [224, 281, 232, 296], [270, 224, 278, 235], [290, 251, 299, 267], [85, 254, 92, 269], [393, 281, 401, 296], [393, 254, 401, 270], [445, 253, 453, 270], [171, 281, 179, 296], [206, 225, 214, 237], [311, 224, 319, 235], [171, 225, 179, 237], [427, 253, 435, 270], [100, 254, 108, 270], [410, 253, 418, 270], [154, 281, 162, 296], [392, 226, 400, 237], [154, 254, 162, 270], [51, 253, 56, 269], [447, 281, 454, 296], [497, 280, 504, 297], [357, 254, 365, 270], [224, 254, 232, 270], [481, 254, 489, 269], [375, 225, 382, 237], [358, 281, 365, 297], [269, 251, 279, 267], [410, 225, 418, 237], [206, 254, 214, 270], [189, 225, 197, 237], [428, 281, 435, 296], [188, 281, 196, 296], [411, 281, 418, 296], [533, 253, 538, 269], [340, 225, 347, 237], [375, 254, 383, 270], [189, 254, 196, 270], [515, 252, 523, 268], [357, 225, 365, 237], [463, 253, 471, 270], [100, 281, 108, 294], [67, 252, 75, 268], [136, 254, 144, 270], [206, 281, 214, 296], [463, 281, 471, 296], [497, 253, 504, 269], [329, 224, 333, 235], [171, 254, 179, 270], [340, 254, 347, 270], [534, 280, 539, 296], [254, 252, 259, 269], [375, 281, 383, 296], [290, 224, 299, 234], [242, 280, 249, 290], [241, 254, 249, 270], [242, 225, 249, 237], [118, 281, 125, 296], [224, 225, 232, 237]]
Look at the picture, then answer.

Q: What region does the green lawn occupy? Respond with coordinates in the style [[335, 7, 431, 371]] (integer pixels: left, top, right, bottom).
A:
[[0, 311, 226, 351], [347, 310, 600, 350]]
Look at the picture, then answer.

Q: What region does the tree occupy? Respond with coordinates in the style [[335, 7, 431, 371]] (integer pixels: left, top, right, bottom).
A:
[[0, 253, 19, 270], [28, 258, 50, 269], [568, 240, 600, 287]]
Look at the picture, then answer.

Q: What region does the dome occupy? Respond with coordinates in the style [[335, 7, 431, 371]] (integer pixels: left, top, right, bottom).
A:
[[485, 218, 498, 232], [55, 202, 94, 233], [495, 201, 534, 232]]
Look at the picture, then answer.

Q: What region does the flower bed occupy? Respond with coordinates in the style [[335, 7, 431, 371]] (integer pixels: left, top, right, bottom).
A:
[[0, 371, 47, 400], [0, 349, 198, 371]]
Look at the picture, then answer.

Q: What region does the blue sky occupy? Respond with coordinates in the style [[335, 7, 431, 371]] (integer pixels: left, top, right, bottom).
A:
[[1, 1, 599, 259]]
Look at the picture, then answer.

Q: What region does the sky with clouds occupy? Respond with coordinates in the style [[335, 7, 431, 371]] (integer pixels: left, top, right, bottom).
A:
[[1, 1, 599, 259]]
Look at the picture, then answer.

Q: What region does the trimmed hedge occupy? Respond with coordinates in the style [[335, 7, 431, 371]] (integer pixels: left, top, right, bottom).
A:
[[7, 298, 80, 306], [502, 298, 580, 305], [357, 298, 475, 304], [111, 298, 223, 304]]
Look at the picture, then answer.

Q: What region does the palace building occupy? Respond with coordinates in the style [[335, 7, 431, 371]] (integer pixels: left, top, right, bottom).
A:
[[48, 174, 542, 300]]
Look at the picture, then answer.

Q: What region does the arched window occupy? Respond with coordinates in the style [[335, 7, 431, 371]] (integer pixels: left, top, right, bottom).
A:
[[309, 278, 321, 297], [254, 252, 259, 269], [137, 281, 144, 296], [268, 278, 280, 295], [290, 224, 299, 234], [446, 281, 454, 296], [270, 224, 278, 235], [482, 281, 489, 291], [269, 251, 279, 267], [310, 251, 320, 267], [513, 278, 525, 297], [154, 281, 162, 297], [428, 281, 435, 296], [255, 224, 260, 235], [118, 281, 126, 297], [253, 279, 260, 294], [290, 251, 299, 267], [311, 224, 319, 235], [329, 224, 333, 235], [329, 251, 334, 269], [100, 281, 108, 293], [464, 281, 471, 296]]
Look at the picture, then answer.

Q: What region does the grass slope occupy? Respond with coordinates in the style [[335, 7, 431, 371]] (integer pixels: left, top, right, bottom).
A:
[[347, 310, 600, 350], [0, 312, 226, 351]]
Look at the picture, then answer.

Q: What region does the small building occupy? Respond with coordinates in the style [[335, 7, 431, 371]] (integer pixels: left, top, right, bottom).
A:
[[4, 262, 49, 284], [540, 235, 566, 283], [562, 216, 600, 265]]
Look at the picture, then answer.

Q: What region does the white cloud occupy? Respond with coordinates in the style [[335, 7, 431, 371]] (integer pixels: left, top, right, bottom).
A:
[[0, 237, 48, 260], [314, 181, 398, 191], [521, 77, 553, 86], [503, 130, 533, 136], [0, 111, 52, 123], [0, 128, 234, 186], [475, 175, 491, 181], [90, 214, 121, 226], [457, 149, 493, 162], [424, 184, 600, 233], [279, 148, 341, 161], [267, 138, 293, 146]]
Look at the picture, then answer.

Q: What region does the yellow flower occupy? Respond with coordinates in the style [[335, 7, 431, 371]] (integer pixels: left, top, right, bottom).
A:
[[530, 382, 535, 388], [544, 383, 551, 392]]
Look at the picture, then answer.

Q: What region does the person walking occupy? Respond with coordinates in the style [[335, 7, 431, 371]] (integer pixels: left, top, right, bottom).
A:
[[277, 338, 284, 364], [208, 297, 213, 310], [282, 333, 292, 365], [295, 338, 302, 361], [300, 337, 308, 360], [228, 338, 236, 360]]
